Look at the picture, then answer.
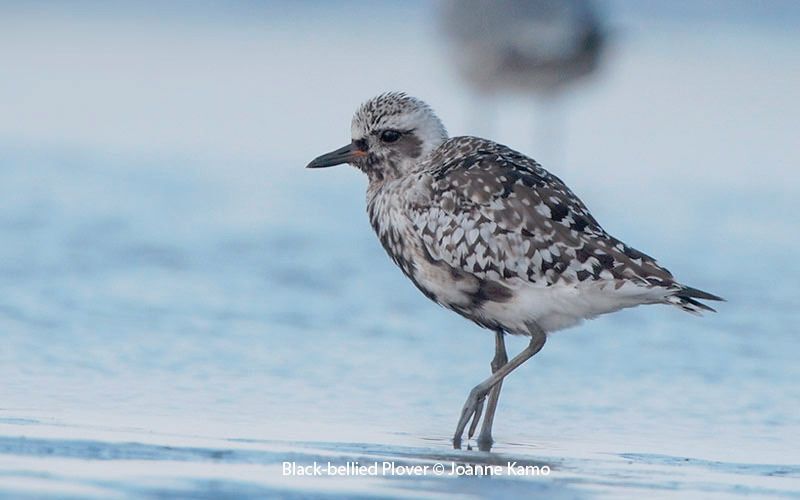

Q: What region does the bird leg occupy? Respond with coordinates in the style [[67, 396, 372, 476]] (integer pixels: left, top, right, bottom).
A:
[[475, 330, 508, 450], [453, 323, 546, 449], [467, 331, 506, 441]]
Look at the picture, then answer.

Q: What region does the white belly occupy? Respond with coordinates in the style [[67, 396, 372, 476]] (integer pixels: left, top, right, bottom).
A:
[[479, 280, 669, 334]]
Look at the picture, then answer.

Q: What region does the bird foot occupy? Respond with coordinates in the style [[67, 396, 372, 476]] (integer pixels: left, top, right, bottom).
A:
[[453, 386, 489, 448]]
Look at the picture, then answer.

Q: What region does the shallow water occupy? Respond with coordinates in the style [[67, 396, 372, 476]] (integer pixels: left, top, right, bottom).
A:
[[1, 2, 799, 498]]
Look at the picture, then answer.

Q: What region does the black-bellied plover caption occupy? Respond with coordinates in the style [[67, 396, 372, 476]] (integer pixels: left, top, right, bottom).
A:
[[307, 92, 723, 451]]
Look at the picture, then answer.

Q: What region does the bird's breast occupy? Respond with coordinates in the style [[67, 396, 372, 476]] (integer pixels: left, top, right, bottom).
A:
[[367, 183, 479, 310]]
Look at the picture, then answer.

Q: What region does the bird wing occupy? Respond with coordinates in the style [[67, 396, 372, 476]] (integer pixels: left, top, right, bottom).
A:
[[408, 137, 678, 290]]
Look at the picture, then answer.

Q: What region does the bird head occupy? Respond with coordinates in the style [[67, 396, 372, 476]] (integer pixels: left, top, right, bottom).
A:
[[307, 92, 448, 181]]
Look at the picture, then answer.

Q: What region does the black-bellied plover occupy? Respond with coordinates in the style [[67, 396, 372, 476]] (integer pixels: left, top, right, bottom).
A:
[[307, 92, 722, 450]]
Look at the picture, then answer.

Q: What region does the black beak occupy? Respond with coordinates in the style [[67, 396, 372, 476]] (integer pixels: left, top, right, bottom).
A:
[[306, 143, 365, 169]]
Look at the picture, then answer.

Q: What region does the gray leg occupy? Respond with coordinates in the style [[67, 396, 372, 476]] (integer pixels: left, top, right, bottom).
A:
[[453, 322, 547, 449], [476, 330, 508, 450], [466, 330, 506, 442]]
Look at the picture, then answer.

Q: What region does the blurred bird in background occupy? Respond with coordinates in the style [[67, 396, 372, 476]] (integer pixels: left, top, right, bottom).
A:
[[440, 0, 607, 166]]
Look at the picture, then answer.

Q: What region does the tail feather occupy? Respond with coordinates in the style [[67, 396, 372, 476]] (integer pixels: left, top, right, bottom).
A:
[[666, 285, 725, 315], [678, 286, 725, 302]]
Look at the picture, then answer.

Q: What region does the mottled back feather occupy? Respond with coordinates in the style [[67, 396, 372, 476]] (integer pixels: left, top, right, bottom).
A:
[[409, 137, 679, 291]]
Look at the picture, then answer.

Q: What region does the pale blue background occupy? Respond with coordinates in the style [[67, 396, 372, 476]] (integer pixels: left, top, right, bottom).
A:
[[0, 1, 798, 497]]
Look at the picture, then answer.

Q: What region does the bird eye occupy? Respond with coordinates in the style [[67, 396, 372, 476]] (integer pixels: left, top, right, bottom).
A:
[[380, 130, 401, 143]]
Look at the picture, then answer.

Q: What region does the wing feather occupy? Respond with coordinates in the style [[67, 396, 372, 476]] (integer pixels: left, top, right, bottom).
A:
[[410, 137, 677, 290]]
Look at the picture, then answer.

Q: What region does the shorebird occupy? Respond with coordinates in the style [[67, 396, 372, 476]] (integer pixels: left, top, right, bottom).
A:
[[440, 0, 606, 164], [440, 0, 605, 96], [307, 92, 722, 450]]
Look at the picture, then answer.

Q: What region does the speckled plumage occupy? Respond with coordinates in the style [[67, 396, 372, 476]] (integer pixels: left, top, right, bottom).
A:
[[342, 94, 721, 334], [308, 92, 723, 446]]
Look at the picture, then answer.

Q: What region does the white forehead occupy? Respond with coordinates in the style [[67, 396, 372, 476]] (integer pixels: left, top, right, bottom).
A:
[[351, 92, 447, 140]]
